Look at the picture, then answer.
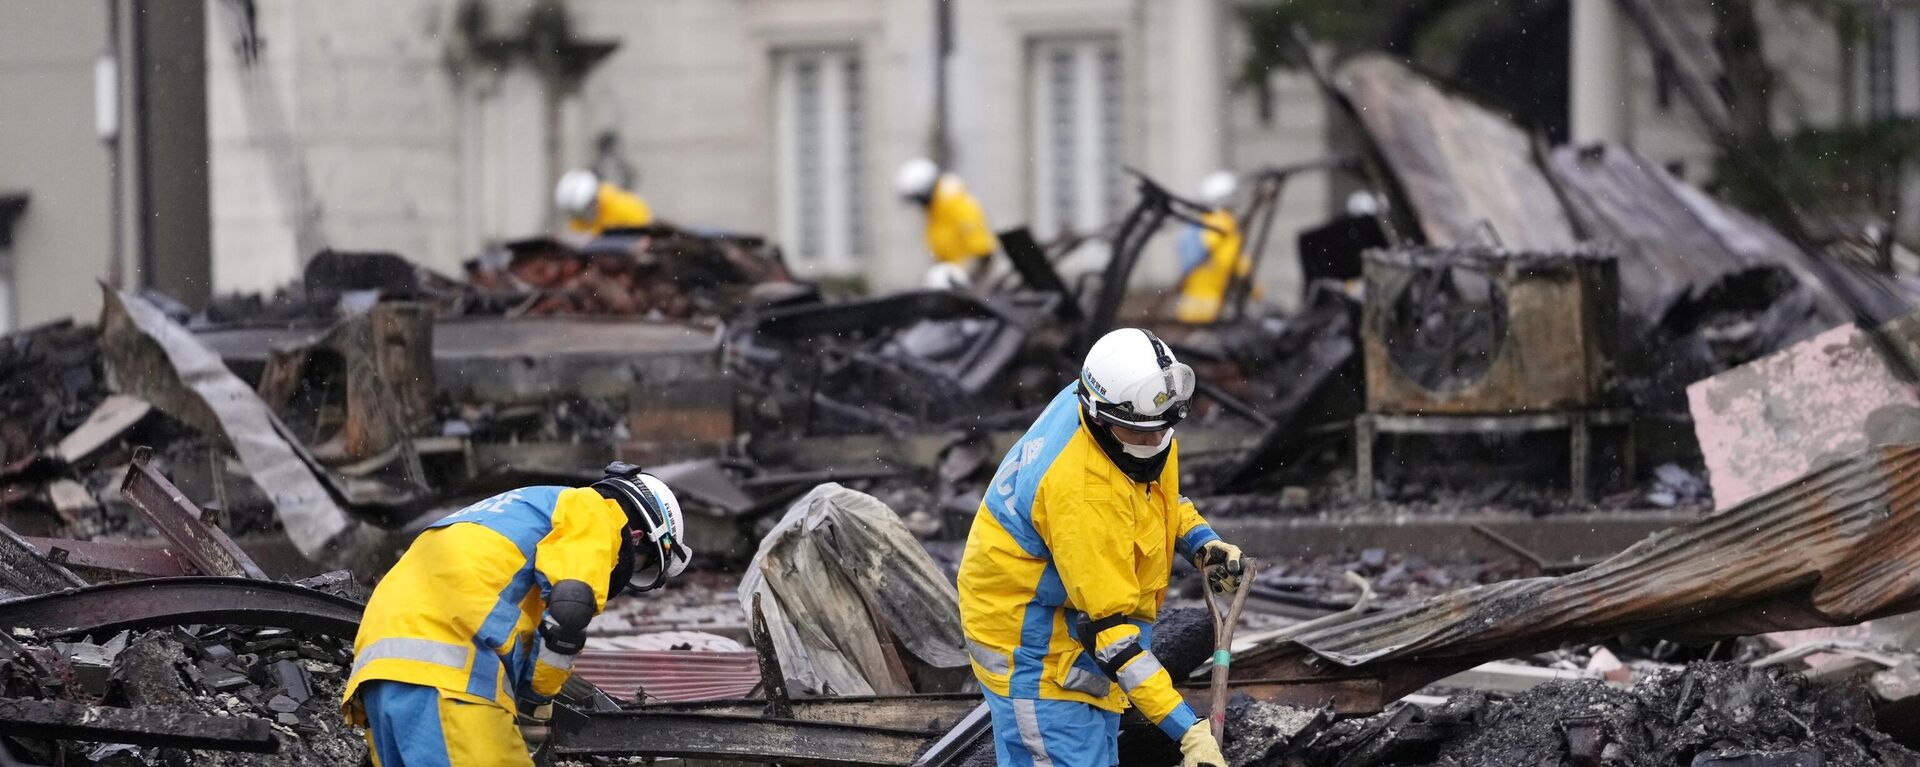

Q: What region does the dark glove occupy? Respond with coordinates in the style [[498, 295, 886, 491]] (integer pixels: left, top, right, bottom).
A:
[[1199, 540, 1245, 596]]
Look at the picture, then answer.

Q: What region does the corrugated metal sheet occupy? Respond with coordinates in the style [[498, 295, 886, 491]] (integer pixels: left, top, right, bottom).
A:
[[572, 649, 760, 703], [1337, 55, 1580, 252], [1543, 143, 1920, 329], [1240, 444, 1920, 674]]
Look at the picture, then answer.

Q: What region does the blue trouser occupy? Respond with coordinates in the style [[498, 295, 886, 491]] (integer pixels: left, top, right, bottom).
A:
[[982, 687, 1122, 767], [359, 680, 532, 767]]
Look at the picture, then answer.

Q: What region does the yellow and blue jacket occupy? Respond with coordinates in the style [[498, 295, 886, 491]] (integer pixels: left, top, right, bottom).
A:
[[925, 176, 997, 265], [342, 486, 626, 722], [568, 183, 655, 235], [1176, 208, 1249, 324], [956, 384, 1220, 740]]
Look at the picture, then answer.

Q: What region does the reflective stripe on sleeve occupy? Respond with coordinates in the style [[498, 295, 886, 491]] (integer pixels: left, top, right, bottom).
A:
[[1061, 665, 1113, 696], [1093, 634, 1140, 665], [535, 644, 577, 672], [1116, 653, 1169, 694]]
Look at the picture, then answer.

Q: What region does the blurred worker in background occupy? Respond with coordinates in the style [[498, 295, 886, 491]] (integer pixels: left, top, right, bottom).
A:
[[555, 169, 654, 236], [957, 328, 1245, 767], [1174, 171, 1248, 324], [342, 463, 694, 766], [896, 158, 998, 283]]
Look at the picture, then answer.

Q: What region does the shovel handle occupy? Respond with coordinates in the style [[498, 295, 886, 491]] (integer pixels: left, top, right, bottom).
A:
[[1206, 561, 1256, 740]]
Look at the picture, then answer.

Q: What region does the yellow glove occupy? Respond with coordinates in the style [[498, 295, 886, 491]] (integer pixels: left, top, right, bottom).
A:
[[1199, 540, 1245, 596], [1181, 722, 1227, 767]]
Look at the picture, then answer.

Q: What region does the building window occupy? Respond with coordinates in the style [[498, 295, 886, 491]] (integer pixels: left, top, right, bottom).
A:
[[1865, 8, 1920, 119], [1029, 37, 1123, 240], [775, 47, 866, 275]]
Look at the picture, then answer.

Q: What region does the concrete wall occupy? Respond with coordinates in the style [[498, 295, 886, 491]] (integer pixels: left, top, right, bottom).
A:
[[0, 1, 112, 329], [206, 0, 464, 294]]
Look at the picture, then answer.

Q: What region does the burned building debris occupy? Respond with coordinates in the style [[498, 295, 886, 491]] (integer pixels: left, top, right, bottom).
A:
[[0, 38, 1918, 767]]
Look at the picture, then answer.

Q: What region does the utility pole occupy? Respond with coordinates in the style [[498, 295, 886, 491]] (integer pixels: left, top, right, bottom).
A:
[[932, 0, 953, 166]]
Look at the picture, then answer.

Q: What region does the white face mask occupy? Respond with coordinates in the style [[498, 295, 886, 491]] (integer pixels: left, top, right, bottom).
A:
[[1119, 428, 1174, 459]]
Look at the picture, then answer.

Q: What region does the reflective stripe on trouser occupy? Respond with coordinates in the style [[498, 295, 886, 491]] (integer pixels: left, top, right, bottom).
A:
[[359, 680, 532, 767], [981, 687, 1120, 767]]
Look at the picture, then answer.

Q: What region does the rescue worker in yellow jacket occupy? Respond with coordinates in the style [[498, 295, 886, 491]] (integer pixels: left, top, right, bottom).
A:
[[1175, 171, 1250, 324], [342, 462, 694, 766], [957, 328, 1246, 767], [555, 169, 655, 236], [895, 158, 997, 279]]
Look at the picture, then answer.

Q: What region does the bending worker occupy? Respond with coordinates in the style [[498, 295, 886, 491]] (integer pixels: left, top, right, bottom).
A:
[[895, 158, 997, 281], [958, 328, 1247, 767], [342, 463, 694, 766], [1174, 171, 1249, 324], [554, 169, 654, 235]]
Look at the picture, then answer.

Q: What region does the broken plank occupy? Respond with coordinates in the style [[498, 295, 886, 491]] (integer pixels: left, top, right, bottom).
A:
[[636, 693, 979, 733], [550, 710, 933, 766], [54, 395, 151, 465], [0, 696, 276, 752]]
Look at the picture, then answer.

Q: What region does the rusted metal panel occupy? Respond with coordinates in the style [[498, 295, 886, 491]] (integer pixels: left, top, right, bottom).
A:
[[1361, 247, 1619, 414], [0, 522, 88, 595], [1237, 444, 1920, 688], [21, 536, 196, 578], [1687, 312, 1920, 509], [119, 447, 269, 580], [571, 649, 761, 702], [1336, 55, 1579, 252], [0, 697, 277, 752], [0, 576, 363, 639]]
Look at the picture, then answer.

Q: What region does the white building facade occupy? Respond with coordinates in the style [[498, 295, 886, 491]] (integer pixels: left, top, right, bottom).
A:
[[203, 0, 1332, 302]]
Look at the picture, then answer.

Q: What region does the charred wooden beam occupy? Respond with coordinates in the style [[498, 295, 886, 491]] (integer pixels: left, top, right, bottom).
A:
[[0, 697, 276, 752]]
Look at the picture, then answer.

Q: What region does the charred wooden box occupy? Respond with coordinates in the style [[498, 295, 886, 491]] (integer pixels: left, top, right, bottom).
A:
[[1362, 247, 1619, 414]]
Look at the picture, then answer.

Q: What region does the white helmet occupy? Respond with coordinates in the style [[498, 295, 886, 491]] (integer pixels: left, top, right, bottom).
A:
[[1346, 190, 1381, 217], [1198, 171, 1238, 209], [593, 462, 693, 594], [923, 262, 972, 291], [1079, 328, 1196, 431], [555, 170, 601, 218], [895, 158, 941, 200]]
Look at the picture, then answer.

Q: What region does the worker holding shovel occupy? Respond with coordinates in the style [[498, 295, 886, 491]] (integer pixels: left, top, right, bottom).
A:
[[957, 328, 1247, 767]]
